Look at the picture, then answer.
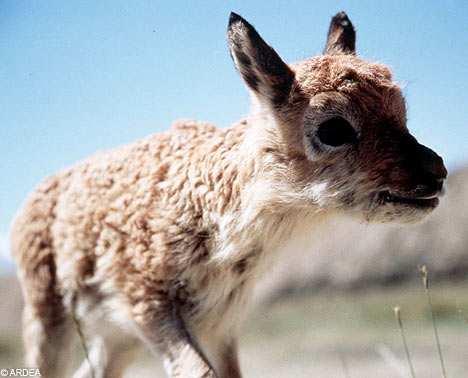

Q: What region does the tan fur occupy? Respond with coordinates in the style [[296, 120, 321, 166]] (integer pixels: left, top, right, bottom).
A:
[[10, 12, 446, 378]]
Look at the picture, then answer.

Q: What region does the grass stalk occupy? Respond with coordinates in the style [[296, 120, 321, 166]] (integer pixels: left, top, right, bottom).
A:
[[418, 265, 447, 378], [71, 294, 95, 378], [338, 348, 351, 378], [394, 306, 416, 378]]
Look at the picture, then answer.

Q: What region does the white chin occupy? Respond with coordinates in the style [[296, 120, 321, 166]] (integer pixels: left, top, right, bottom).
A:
[[365, 202, 438, 224]]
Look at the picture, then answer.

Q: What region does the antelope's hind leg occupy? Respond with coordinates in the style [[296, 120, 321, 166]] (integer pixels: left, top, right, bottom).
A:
[[72, 334, 139, 378], [23, 301, 72, 378]]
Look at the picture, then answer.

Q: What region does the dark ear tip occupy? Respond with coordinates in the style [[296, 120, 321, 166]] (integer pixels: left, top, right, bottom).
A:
[[228, 12, 244, 27], [331, 11, 354, 29], [333, 11, 349, 20]]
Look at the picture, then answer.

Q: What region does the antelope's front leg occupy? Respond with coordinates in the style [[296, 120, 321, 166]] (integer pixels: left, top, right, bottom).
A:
[[194, 332, 242, 378], [131, 296, 217, 378], [163, 342, 217, 378], [218, 341, 242, 378]]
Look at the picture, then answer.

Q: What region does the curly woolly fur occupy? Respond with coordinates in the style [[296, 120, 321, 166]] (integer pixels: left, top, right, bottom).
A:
[[11, 11, 446, 378]]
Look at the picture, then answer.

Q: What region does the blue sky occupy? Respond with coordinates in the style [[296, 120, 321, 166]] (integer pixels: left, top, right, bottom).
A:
[[1, 0, 467, 242]]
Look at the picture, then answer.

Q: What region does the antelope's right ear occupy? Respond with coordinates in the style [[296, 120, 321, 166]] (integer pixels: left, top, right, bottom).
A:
[[227, 12, 295, 108]]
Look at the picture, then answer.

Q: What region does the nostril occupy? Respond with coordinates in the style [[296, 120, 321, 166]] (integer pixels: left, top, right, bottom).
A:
[[439, 181, 446, 197], [431, 154, 448, 180], [417, 144, 447, 180], [435, 179, 444, 192], [413, 177, 445, 198], [433, 163, 447, 182], [438, 162, 448, 180]]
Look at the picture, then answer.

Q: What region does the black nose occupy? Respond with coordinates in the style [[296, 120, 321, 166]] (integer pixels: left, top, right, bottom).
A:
[[411, 143, 447, 197], [416, 143, 447, 181]]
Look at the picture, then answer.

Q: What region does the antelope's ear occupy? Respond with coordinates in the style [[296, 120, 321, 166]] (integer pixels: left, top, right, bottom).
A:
[[227, 12, 295, 108], [323, 11, 356, 55]]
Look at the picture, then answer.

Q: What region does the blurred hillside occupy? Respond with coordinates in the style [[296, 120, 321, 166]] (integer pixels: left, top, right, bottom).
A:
[[256, 165, 468, 301]]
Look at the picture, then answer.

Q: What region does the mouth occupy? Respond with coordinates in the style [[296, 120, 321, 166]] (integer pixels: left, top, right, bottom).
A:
[[378, 190, 439, 209]]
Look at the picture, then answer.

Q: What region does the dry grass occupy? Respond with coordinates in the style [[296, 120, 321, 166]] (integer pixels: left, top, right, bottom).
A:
[[394, 306, 416, 378], [419, 265, 448, 378]]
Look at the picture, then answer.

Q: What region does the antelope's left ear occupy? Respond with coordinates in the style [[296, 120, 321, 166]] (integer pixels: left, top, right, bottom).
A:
[[227, 12, 295, 108], [323, 11, 356, 55]]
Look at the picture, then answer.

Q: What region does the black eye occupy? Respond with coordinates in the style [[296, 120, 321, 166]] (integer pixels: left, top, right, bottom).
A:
[[317, 117, 357, 147]]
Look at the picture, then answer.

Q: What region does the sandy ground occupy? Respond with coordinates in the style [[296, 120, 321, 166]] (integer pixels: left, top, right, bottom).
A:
[[2, 276, 468, 377]]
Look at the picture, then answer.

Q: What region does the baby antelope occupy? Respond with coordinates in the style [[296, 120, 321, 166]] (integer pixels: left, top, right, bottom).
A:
[[11, 11, 446, 378]]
